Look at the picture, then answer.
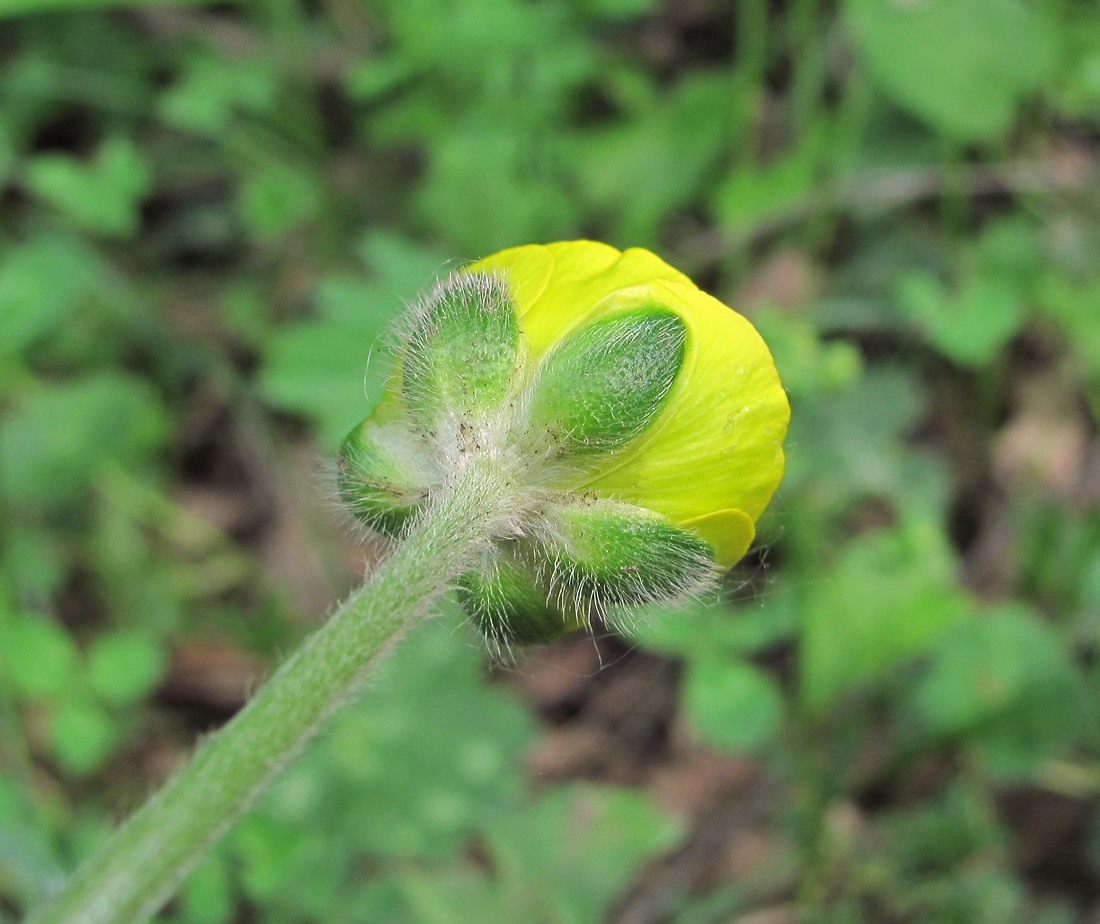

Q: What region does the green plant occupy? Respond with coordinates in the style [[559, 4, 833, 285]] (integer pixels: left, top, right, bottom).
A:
[[4, 3, 1100, 922]]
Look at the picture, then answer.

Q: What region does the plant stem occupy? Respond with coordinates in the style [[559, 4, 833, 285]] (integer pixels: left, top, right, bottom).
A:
[[30, 458, 518, 924]]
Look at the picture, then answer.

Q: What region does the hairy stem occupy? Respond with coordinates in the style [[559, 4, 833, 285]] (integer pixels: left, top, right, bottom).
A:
[[30, 459, 517, 924]]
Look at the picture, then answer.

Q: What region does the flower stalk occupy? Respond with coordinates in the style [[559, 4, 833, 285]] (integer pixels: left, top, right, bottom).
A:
[[29, 456, 522, 924]]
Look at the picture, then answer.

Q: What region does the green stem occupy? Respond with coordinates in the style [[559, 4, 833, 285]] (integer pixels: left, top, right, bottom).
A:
[[29, 459, 518, 924]]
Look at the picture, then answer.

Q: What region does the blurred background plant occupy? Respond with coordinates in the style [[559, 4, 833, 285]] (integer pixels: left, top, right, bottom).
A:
[[2, 0, 1099, 921]]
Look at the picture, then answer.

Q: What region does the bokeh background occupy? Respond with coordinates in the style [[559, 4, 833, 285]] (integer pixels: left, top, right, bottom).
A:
[[3, 1, 1100, 921]]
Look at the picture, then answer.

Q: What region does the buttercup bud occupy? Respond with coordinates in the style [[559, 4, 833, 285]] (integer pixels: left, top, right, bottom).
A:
[[339, 241, 790, 649]]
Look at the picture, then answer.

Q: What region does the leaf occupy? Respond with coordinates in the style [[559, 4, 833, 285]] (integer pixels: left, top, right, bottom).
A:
[[715, 120, 831, 236], [800, 516, 972, 713], [87, 630, 166, 707], [845, 0, 1056, 142], [752, 310, 864, 397], [636, 592, 796, 660], [158, 51, 277, 134], [0, 234, 108, 359], [577, 72, 738, 243], [178, 854, 234, 924], [0, 372, 167, 509], [25, 136, 152, 237], [483, 785, 681, 924], [1, 615, 80, 700], [913, 605, 1086, 778], [257, 283, 399, 447], [259, 235, 446, 445], [684, 657, 784, 753], [898, 272, 1025, 367], [0, 0, 218, 15], [49, 698, 119, 776], [237, 161, 322, 240]]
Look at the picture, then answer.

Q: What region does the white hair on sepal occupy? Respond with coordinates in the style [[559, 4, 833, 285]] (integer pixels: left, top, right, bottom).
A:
[[394, 269, 514, 359], [526, 499, 721, 642]]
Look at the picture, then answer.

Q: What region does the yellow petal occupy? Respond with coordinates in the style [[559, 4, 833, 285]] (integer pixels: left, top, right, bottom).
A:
[[470, 241, 691, 358], [681, 508, 756, 570]]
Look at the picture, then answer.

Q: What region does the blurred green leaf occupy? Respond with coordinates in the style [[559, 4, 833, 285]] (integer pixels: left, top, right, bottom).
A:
[[800, 517, 971, 713], [158, 51, 277, 134], [86, 630, 165, 707], [0, 234, 107, 361], [913, 605, 1086, 778], [0, 776, 61, 908], [715, 121, 831, 235], [577, 0, 656, 17], [48, 697, 118, 776], [783, 367, 946, 521], [0, 0, 219, 15], [897, 272, 1025, 367], [577, 71, 737, 243], [483, 785, 681, 924], [258, 282, 399, 446], [1, 614, 79, 699], [636, 593, 796, 660], [684, 657, 784, 753], [238, 161, 321, 240], [358, 785, 679, 924], [753, 310, 864, 396], [24, 136, 152, 237], [259, 234, 445, 444], [0, 120, 13, 186], [0, 372, 166, 509], [845, 0, 1056, 141], [176, 854, 234, 924]]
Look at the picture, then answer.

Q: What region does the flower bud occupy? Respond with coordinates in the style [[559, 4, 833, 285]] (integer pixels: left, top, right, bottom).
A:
[[340, 241, 790, 651]]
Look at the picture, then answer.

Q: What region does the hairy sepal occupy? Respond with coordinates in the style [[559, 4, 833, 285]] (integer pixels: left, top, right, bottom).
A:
[[402, 272, 523, 433], [522, 307, 686, 459], [457, 545, 581, 652], [536, 498, 717, 620], [337, 416, 438, 537]]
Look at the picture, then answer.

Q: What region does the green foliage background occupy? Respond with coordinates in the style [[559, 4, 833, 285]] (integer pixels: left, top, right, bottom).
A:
[[2, 0, 1099, 921]]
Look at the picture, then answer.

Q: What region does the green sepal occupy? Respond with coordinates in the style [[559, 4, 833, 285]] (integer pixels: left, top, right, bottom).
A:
[[402, 272, 522, 431], [458, 546, 582, 648], [523, 307, 685, 457], [537, 499, 715, 611], [337, 415, 437, 537]]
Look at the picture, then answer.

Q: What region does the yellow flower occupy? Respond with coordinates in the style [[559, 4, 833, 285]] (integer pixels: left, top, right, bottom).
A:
[[468, 241, 789, 567], [339, 240, 789, 647]]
